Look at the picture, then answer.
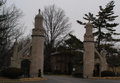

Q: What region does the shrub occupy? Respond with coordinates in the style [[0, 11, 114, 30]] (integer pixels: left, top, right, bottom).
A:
[[38, 69, 41, 77], [101, 70, 115, 77], [2, 67, 24, 79], [0, 70, 3, 77]]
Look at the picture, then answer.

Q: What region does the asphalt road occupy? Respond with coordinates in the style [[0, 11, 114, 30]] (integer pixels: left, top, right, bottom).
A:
[[24, 75, 120, 83]]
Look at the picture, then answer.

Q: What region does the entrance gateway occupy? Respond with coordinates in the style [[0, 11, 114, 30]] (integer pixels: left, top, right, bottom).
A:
[[10, 9, 107, 78], [10, 9, 44, 77], [83, 21, 108, 78]]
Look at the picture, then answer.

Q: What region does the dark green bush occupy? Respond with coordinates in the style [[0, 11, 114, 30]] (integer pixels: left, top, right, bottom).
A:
[[2, 67, 24, 79], [0, 70, 3, 77], [101, 70, 115, 77]]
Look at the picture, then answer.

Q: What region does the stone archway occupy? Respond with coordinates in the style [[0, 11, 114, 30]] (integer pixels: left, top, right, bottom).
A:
[[21, 59, 31, 77], [93, 64, 100, 77]]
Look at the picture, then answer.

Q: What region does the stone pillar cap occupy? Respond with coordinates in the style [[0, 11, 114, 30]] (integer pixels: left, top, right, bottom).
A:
[[35, 9, 43, 19], [85, 21, 92, 28]]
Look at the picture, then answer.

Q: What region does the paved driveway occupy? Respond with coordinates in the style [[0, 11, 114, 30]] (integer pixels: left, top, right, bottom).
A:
[[24, 75, 120, 83]]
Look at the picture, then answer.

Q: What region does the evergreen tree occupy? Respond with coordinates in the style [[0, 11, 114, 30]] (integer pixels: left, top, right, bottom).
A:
[[77, 1, 119, 52], [58, 34, 83, 64], [57, 34, 83, 74], [58, 34, 83, 53]]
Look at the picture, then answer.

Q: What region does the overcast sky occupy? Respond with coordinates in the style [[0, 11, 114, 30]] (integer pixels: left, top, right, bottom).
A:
[[6, 0, 120, 41]]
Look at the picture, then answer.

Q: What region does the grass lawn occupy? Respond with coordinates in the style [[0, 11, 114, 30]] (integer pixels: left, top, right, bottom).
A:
[[89, 77, 120, 80], [0, 77, 47, 82], [45, 74, 72, 77]]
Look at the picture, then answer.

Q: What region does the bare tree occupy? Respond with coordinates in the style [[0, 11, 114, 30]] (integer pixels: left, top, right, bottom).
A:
[[18, 35, 31, 52], [0, 0, 25, 67], [42, 5, 72, 72]]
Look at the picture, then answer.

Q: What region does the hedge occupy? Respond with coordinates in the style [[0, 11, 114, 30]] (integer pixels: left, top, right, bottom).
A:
[[2, 67, 24, 79], [101, 70, 115, 77]]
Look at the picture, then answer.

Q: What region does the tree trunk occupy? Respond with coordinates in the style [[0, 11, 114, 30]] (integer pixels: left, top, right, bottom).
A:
[[98, 26, 101, 52]]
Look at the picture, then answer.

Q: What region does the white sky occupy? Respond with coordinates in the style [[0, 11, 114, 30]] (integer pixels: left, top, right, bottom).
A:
[[6, 0, 120, 41]]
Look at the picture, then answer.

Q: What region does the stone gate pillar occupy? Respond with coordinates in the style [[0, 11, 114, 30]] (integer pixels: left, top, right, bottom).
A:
[[30, 9, 44, 77], [83, 21, 94, 78], [11, 39, 18, 67]]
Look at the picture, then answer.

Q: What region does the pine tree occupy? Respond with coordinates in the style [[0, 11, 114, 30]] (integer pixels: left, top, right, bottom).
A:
[[58, 34, 83, 63], [77, 1, 119, 52], [58, 34, 83, 53], [57, 34, 83, 74]]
